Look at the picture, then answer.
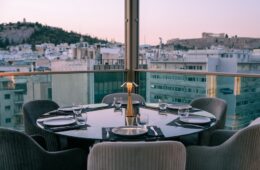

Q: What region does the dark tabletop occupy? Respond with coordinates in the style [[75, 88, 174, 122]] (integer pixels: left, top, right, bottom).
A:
[[37, 106, 216, 141]]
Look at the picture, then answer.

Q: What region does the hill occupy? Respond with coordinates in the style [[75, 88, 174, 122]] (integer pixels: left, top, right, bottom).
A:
[[0, 21, 107, 49]]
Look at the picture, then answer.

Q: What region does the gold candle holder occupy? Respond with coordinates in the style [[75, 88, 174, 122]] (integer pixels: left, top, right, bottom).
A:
[[121, 82, 138, 126], [126, 82, 134, 117]]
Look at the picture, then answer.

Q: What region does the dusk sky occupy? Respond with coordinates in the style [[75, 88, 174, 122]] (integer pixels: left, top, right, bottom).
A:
[[1, 0, 260, 45]]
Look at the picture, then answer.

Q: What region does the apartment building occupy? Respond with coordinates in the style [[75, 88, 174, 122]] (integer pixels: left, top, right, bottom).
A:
[[146, 47, 260, 129]]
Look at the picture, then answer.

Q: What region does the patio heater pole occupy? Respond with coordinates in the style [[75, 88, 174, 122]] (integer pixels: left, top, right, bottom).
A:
[[125, 0, 139, 83], [124, 0, 139, 125]]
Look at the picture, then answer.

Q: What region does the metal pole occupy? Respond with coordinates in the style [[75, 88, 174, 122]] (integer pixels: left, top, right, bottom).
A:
[[125, 0, 139, 82]]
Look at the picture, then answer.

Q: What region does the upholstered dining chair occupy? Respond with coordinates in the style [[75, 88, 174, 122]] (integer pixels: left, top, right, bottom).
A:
[[186, 124, 260, 170], [102, 92, 145, 104], [23, 100, 60, 151], [0, 128, 86, 170], [190, 97, 227, 145], [209, 117, 260, 146], [87, 141, 186, 170]]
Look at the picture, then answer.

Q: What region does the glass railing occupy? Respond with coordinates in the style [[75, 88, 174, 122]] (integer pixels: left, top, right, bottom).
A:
[[0, 71, 125, 130], [136, 70, 260, 130], [1, 69, 260, 131]]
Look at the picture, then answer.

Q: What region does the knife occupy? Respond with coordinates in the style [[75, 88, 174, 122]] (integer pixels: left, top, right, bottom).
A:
[[150, 126, 158, 136], [174, 122, 206, 129]]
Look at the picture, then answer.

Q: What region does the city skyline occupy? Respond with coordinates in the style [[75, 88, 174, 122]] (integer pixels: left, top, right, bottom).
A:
[[1, 0, 260, 45]]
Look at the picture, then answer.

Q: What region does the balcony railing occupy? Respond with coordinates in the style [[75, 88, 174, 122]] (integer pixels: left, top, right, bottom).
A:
[[136, 69, 260, 130], [0, 69, 260, 130]]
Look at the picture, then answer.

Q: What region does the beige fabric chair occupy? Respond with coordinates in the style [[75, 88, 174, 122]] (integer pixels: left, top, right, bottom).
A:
[[190, 97, 227, 145], [87, 141, 186, 170], [209, 116, 260, 146], [102, 92, 145, 104], [186, 124, 260, 170]]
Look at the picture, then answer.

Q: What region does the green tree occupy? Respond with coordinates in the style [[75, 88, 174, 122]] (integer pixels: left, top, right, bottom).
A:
[[4, 38, 10, 46]]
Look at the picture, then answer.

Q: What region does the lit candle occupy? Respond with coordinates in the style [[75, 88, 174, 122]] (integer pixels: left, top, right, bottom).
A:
[[126, 82, 133, 93]]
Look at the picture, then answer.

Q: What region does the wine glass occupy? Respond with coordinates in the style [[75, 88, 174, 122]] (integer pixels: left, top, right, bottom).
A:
[[114, 97, 122, 111], [159, 99, 167, 112], [72, 104, 85, 125], [178, 105, 191, 118], [136, 113, 149, 129]]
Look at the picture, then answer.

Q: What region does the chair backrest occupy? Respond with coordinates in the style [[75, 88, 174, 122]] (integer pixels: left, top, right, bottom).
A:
[[186, 124, 260, 170], [0, 128, 45, 170], [0, 128, 87, 170], [190, 97, 227, 129], [88, 141, 186, 170], [102, 93, 145, 104], [221, 124, 260, 170], [249, 117, 260, 126], [23, 100, 60, 151], [23, 100, 59, 134]]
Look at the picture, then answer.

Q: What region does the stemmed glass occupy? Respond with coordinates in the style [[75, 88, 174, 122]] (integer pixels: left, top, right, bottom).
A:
[[178, 105, 191, 118], [114, 97, 122, 111], [136, 113, 149, 129], [72, 104, 85, 125], [159, 99, 167, 113]]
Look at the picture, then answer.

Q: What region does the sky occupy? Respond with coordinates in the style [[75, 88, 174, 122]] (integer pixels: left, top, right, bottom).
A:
[[1, 0, 260, 45]]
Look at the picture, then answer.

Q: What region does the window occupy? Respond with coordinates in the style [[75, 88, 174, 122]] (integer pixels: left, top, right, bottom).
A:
[[5, 118, 11, 123], [4, 94, 11, 99], [5, 105, 11, 111]]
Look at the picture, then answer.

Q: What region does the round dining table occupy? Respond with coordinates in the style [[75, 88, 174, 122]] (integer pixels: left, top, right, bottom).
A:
[[36, 104, 216, 142]]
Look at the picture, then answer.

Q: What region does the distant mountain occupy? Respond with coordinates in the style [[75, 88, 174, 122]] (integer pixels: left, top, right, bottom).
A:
[[0, 21, 107, 49], [166, 36, 260, 50]]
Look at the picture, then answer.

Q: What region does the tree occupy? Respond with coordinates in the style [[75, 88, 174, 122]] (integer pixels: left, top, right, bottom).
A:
[[4, 38, 10, 46], [225, 34, 229, 38], [31, 44, 36, 51]]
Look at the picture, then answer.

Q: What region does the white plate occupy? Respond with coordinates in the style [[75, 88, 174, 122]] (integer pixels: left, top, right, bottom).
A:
[[111, 126, 148, 137], [43, 117, 76, 126], [180, 116, 211, 124], [121, 101, 140, 105], [168, 103, 191, 110], [145, 103, 159, 109], [58, 106, 75, 112], [87, 103, 108, 109]]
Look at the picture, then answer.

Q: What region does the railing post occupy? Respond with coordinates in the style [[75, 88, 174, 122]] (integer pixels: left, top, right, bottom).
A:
[[125, 0, 139, 82]]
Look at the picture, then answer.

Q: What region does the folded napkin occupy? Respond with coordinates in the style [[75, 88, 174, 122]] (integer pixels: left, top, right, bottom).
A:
[[102, 126, 164, 141]]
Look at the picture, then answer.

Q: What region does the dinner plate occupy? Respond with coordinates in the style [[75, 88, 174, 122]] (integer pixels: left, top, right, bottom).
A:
[[58, 106, 76, 112], [87, 103, 108, 109], [168, 103, 192, 110], [145, 103, 159, 109], [121, 100, 140, 105], [180, 116, 211, 124], [43, 117, 76, 126], [111, 126, 148, 137]]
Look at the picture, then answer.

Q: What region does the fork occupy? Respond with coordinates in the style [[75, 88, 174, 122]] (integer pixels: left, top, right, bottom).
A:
[[105, 128, 110, 138]]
